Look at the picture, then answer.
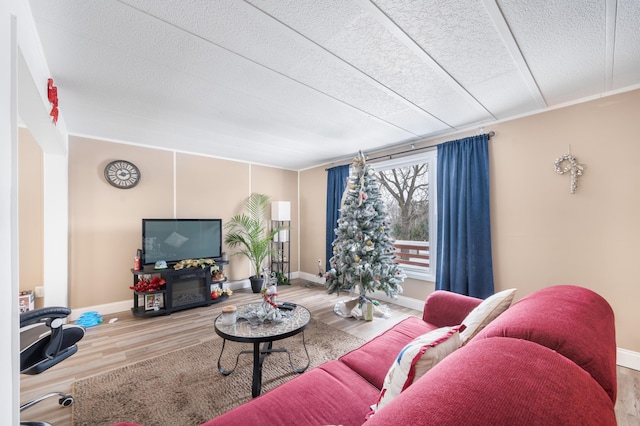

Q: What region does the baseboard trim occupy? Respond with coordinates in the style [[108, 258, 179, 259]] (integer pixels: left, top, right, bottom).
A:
[[369, 290, 425, 312], [297, 271, 326, 284], [70, 300, 132, 321], [227, 279, 251, 291], [617, 348, 640, 371]]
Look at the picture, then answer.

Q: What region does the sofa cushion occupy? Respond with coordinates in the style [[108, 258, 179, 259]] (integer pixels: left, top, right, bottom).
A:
[[459, 288, 516, 344], [366, 337, 616, 426], [200, 360, 379, 426], [339, 316, 437, 389], [375, 325, 462, 412], [472, 284, 617, 403]]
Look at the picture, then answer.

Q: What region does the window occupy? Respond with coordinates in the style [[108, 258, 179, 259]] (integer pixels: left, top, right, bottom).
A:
[[374, 150, 437, 281]]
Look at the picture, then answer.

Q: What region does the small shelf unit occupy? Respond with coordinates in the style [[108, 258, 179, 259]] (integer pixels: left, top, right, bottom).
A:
[[271, 220, 290, 285]]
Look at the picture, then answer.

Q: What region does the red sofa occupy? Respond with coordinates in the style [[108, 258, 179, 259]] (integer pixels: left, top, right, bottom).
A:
[[201, 285, 617, 425]]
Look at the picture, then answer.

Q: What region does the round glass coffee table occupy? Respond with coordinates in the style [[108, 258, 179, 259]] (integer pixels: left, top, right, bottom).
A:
[[214, 302, 311, 397]]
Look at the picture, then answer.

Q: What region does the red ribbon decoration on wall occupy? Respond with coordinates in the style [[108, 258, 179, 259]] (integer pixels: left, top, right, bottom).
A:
[[47, 78, 59, 125]]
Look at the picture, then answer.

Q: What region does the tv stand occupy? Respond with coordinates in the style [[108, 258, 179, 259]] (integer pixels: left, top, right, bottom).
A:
[[131, 260, 228, 317]]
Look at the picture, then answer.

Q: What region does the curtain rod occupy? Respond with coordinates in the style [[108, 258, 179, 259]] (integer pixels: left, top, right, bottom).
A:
[[325, 131, 494, 170]]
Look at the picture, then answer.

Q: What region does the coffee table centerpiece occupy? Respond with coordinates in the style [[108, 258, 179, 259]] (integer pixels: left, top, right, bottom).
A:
[[256, 266, 281, 323]]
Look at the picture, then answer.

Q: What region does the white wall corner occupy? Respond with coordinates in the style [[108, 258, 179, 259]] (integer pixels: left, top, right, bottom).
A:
[[2, 8, 19, 424]]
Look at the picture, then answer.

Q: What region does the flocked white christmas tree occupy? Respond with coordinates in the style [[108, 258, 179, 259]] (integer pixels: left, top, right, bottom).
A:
[[326, 152, 405, 299]]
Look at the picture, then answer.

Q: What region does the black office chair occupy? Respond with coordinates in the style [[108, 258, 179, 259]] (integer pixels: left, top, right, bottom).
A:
[[20, 307, 85, 426]]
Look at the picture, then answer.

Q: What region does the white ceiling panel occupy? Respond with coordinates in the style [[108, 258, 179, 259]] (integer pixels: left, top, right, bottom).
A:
[[371, 0, 540, 118], [26, 0, 640, 170], [497, 0, 607, 105], [119, 0, 434, 134], [613, 0, 640, 89], [249, 0, 492, 126]]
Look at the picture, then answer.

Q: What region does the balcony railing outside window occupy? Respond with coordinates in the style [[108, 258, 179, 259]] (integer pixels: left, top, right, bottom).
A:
[[393, 241, 429, 269]]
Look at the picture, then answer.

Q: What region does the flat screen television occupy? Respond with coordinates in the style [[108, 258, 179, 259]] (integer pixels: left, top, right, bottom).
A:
[[142, 219, 222, 266]]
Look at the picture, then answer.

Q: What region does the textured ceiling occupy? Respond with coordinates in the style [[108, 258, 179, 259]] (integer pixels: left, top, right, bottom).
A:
[[27, 0, 640, 170]]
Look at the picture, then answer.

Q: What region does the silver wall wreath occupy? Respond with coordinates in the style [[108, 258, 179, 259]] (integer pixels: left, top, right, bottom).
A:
[[554, 154, 584, 194]]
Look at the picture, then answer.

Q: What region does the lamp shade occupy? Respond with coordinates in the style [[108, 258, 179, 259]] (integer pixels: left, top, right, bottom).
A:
[[271, 201, 291, 221]]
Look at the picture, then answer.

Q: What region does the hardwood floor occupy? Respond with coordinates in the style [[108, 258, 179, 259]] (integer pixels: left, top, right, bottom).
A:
[[20, 280, 640, 425], [617, 364, 640, 426]]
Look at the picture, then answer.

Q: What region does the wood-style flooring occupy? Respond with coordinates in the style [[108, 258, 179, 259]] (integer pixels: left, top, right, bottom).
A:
[[20, 280, 640, 425]]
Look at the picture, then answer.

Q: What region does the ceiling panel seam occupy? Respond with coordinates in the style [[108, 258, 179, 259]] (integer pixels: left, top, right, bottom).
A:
[[358, 0, 496, 120], [604, 0, 617, 91], [117, 0, 426, 138], [481, 0, 547, 109], [242, 0, 453, 129]]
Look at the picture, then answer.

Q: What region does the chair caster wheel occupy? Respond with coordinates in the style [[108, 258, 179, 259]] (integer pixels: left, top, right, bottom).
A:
[[59, 395, 74, 407]]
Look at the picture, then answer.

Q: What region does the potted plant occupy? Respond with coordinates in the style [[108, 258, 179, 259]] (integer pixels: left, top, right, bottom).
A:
[[224, 193, 281, 293]]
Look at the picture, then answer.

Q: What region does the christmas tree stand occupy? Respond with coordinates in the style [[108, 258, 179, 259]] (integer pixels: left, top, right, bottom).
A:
[[333, 295, 391, 321]]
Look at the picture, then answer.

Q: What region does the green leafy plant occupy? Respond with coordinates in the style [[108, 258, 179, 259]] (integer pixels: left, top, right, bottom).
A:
[[224, 193, 281, 280]]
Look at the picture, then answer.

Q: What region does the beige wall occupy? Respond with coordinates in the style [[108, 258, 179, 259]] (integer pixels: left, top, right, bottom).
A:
[[175, 152, 251, 280], [299, 89, 640, 353], [489, 89, 640, 353], [66, 137, 298, 308], [299, 166, 326, 275], [251, 165, 299, 273], [18, 128, 44, 309], [68, 138, 174, 308]]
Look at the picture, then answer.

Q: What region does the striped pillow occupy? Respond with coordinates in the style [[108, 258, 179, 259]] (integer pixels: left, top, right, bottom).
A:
[[375, 325, 464, 412]]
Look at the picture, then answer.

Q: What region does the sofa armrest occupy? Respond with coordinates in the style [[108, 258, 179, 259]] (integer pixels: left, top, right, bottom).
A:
[[422, 290, 482, 327]]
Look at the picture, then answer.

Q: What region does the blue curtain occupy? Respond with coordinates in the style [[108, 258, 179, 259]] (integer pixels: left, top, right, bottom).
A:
[[436, 134, 494, 298], [326, 165, 350, 272]]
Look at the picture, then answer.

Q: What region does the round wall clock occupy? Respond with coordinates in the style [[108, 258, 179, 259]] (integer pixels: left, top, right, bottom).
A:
[[104, 160, 141, 189]]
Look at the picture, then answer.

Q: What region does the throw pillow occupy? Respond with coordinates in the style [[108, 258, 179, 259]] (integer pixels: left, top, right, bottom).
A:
[[375, 325, 463, 412], [459, 288, 517, 344]]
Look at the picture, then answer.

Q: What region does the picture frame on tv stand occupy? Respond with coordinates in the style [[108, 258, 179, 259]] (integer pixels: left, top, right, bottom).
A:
[[144, 293, 164, 311]]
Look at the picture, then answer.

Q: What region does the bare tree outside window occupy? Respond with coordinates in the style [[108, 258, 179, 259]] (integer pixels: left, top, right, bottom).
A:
[[373, 152, 436, 279], [376, 163, 429, 242]]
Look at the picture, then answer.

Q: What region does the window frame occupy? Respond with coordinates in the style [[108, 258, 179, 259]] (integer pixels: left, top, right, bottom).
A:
[[372, 150, 437, 282]]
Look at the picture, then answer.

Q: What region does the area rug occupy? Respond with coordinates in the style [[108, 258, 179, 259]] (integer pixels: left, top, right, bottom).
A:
[[72, 319, 365, 426]]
